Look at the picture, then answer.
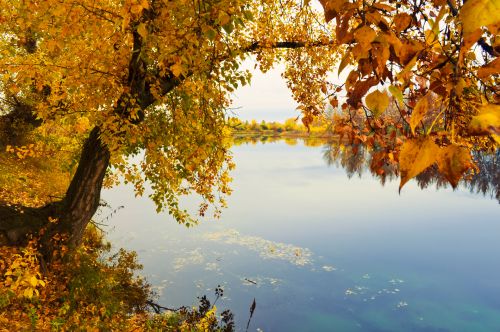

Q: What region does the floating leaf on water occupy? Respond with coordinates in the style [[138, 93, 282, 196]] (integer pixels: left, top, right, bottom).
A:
[[204, 229, 313, 266], [322, 265, 336, 272]]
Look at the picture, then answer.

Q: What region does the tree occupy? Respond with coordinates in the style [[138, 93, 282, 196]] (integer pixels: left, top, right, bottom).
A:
[[318, 0, 499, 190], [0, 0, 498, 250], [0, 0, 336, 249]]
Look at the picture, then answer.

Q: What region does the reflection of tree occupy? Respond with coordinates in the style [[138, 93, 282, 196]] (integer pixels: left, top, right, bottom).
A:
[[233, 136, 498, 202], [322, 143, 366, 178], [469, 150, 499, 202], [322, 141, 499, 202]]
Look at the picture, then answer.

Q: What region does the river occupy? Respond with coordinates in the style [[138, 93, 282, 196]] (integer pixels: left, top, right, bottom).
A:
[[102, 139, 499, 331]]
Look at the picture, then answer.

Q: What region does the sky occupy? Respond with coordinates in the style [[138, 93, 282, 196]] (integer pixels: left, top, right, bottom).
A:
[[229, 57, 350, 122], [229, 61, 299, 122]]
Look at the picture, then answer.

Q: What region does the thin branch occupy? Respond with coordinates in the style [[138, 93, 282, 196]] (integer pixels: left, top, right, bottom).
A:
[[244, 39, 335, 52], [145, 300, 184, 314]]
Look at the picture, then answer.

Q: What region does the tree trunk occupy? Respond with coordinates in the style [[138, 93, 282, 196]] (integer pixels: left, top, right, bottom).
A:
[[0, 126, 110, 250], [59, 126, 110, 245]]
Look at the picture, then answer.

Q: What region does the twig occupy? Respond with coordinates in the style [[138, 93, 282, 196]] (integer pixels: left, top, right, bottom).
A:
[[145, 300, 184, 314], [245, 298, 256, 332]]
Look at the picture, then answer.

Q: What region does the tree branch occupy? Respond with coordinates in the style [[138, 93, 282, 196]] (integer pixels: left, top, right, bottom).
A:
[[244, 40, 335, 52]]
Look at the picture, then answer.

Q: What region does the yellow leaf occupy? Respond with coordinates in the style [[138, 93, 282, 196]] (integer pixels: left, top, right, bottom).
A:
[[459, 0, 500, 56], [409, 94, 429, 134], [399, 137, 439, 191], [29, 275, 38, 287], [136, 23, 148, 39], [365, 90, 389, 118], [24, 288, 34, 299], [468, 103, 500, 136], [171, 62, 183, 77], [437, 145, 473, 188], [460, 0, 500, 38], [75, 117, 90, 134], [424, 29, 439, 47]]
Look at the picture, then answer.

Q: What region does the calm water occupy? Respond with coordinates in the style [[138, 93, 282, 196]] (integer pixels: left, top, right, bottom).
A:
[[102, 139, 499, 332]]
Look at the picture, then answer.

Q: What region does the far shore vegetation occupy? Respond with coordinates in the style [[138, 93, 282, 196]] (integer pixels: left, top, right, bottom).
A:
[[228, 116, 333, 138]]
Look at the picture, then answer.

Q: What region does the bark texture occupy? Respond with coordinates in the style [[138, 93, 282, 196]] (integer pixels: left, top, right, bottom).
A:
[[59, 126, 110, 245], [0, 127, 110, 251]]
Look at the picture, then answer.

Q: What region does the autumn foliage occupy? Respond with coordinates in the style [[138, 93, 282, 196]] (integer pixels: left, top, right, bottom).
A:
[[0, 0, 498, 328], [0, 226, 235, 331], [318, 0, 498, 190]]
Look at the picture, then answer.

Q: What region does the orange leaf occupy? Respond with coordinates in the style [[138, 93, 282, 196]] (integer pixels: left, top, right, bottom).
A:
[[393, 13, 412, 33], [354, 25, 377, 52], [399, 137, 439, 191], [477, 58, 500, 79], [437, 145, 473, 188], [347, 76, 378, 107], [319, 0, 347, 22], [409, 94, 429, 134]]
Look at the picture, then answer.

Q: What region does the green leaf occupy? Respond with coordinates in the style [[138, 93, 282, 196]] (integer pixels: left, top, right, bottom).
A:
[[388, 85, 404, 106], [222, 22, 234, 34], [206, 28, 217, 40]]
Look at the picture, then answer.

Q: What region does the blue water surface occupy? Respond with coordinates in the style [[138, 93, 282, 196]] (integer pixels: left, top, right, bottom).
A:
[[102, 140, 499, 332]]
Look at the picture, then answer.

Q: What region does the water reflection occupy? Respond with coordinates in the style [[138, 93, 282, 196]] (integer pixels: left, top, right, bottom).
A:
[[235, 136, 499, 202], [103, 138, 500, 331], [323, 142, 499, 203]]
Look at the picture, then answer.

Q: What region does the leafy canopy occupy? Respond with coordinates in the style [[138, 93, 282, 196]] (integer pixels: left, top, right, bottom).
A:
[[319, 0, 499, 189], [0, 0, 336, 223], [0, 0, 498, 223]]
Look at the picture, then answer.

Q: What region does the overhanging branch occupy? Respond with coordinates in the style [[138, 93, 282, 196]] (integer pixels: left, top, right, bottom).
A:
[[244, 39, 335, 52]]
